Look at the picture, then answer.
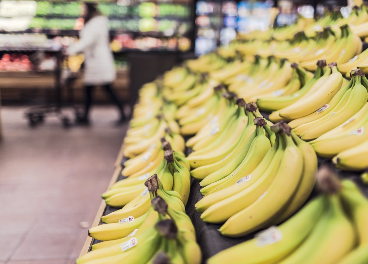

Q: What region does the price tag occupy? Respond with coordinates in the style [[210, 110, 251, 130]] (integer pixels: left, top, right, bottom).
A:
[[141, 152, 152, 162], [138, 173, 150, 181], [315, 49, 325, 55], [236, 174, 251, 185], [349, 55, 358, 63], [196, 108, 205, 116], [259, 81, 267, 88], [119, 216, 134, 224], [349, 127, 364, 135], [316, 104, 329, 113], [121, 237, 138, 252], [141, 187, 149, 197], [273, 90, 284, 97], [256, 226, 283, 247], [210, 126, 220, 136]]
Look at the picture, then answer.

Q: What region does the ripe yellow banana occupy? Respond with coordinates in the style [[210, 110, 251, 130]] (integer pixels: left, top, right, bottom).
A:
[[219, 132, 303, 237], [207, 196, 325, 264], [198, 136, 282, 222], [280, 64, 342, 120]]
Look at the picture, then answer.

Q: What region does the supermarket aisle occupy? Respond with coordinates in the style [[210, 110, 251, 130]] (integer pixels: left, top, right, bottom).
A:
[[0, 107, 127, 264]]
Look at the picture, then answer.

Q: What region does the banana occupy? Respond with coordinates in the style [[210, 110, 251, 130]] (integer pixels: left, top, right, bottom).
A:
[[77, 224, 161, 264], [257, 60, 325, 112], [289, 77, 353, 130], [271, 132, 317, 224], [198, 135, 283, 222], [219, 132, 303, 237], [279, 195, 355, 264], [253, 64, 301, 101], [92, 208, 159, 250], [203, 122, 271, 194], [190, 111, 256, 180], [172, 161, 191, 205], [300, 73, 367, 140], [337, 245, 368, 264], [310, 112, 368, 158], [241, 60, 293, 102], [187, 102, 248, 168], [88, 211, 147, 241], [316, 102, 368, 141], [101, 189, 151, 223], [199, 121, 260, 187], [207, 196, 325, 264], [279, 64, 342, 120], [333, 138, 368, 170], [340, 180, 368, 244]]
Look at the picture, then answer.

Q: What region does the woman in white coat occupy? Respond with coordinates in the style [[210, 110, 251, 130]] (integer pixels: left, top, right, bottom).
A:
[[67, 2, 126, 125]]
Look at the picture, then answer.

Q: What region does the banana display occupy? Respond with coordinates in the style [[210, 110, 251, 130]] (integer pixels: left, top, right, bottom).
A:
[[77, 4, 368, 263], [208, 167, 368, 264], [195, 119, 317, 238], [78, 175, 201, 264]]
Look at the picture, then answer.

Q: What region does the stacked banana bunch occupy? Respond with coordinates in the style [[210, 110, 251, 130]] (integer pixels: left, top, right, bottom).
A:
[[102, 141, 189, 208], [123, 82, 184, 159], [236, 24, 362, 70], [194, 119, 317, 238], [236, 4, 368, 41], [100, 146, 190, 223], [77, 175, 201, 264], [227, 57, 313, 102], [208, 167, 368, 264]]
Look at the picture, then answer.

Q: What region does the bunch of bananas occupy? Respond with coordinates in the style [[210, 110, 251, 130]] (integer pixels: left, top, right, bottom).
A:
[[286, 68, 367, 140], [103, 142, 188, 208], [195, 120, 317, 238], [123, 81, 183, 158], [77, 175, 201, 264], [235, 24, 362, 68], [208, 167, 368, 264], [101, 147, 190, 224]]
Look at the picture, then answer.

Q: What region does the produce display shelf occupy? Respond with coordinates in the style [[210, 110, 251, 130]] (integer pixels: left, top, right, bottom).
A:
[[79, 113, 368, 262]]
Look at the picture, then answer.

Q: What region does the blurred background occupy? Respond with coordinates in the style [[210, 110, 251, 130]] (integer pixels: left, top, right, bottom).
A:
[[0, 0, 360, 263], [0, 0, 355, 124]]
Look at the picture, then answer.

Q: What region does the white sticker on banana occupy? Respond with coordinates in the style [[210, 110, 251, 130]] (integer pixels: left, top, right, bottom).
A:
[[121, 237, 138, 252], [119, 216, 135, 224], [141, 152, 152, 162], [273, 90, 284, 97], [196, 108, 206, 116], [138, 173, 150, 181], [236, 174, 251, 185], [141, 187, 149, 197], [348, 127, 364, 135], [349, 55, 358, 62], [256, 226, 283, 247], [316, 104, 329, 113]]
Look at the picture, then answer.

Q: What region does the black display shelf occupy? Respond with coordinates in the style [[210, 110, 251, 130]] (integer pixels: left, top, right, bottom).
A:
[[83, 110, 368, 263]]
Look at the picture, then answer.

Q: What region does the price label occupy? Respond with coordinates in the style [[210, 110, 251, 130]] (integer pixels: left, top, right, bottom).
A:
[[121, 237, 138, 252], [349, 127, 364, 135], [316, 104, 329, 113], [119, 216, 135, 224], [256, 226, 283, 247], [273, 90, 284, 97], [141, 187, 149, 197], [236, 174, 251, 185], [138, 173, 150, 181]]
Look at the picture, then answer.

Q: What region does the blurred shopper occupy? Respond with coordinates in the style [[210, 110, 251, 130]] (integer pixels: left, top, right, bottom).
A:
[[67, 2, 126, 125]]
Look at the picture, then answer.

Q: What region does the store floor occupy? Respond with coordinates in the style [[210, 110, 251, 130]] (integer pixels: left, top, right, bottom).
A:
[[0, 106, 127, 264]]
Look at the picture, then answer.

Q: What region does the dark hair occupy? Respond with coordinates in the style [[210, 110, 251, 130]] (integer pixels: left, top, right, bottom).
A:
[[84, 2, 102, 24]]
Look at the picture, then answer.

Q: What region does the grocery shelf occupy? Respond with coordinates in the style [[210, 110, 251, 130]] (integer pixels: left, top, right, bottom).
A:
[[80, 112, 368, 261]]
